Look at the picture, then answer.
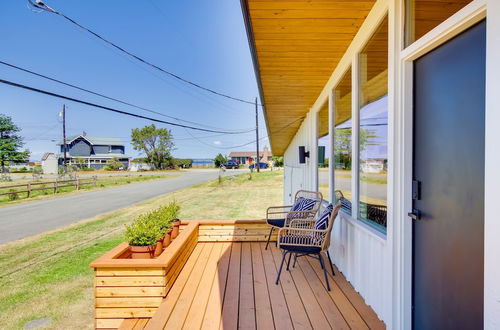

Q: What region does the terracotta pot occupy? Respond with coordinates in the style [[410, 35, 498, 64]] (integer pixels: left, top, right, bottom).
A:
[[162, 230, 172, 247], [154, 240, 163, 257], [129, 245, 156, 259], [171, 220, 181, 239]]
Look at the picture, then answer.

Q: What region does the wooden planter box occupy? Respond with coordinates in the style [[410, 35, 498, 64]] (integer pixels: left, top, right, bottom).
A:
[[90, 220, 276, 329]]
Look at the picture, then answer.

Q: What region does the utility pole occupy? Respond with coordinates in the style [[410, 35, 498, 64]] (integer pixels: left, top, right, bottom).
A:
[[62, 104, 67, 167], [255, 97, 260, 173]]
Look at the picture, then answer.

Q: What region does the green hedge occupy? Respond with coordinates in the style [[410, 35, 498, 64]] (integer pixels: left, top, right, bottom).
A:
[[172, 158, 193, 168]]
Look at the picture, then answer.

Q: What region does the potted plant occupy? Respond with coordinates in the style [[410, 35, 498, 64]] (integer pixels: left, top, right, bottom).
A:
[[125, 217, 163, 259], [171, 219, 181, 239]]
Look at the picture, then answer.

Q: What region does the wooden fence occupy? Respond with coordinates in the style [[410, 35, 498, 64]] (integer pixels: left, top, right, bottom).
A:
[[0, 176, 97, 198]]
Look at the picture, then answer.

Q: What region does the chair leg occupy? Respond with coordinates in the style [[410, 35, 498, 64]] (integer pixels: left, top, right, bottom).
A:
[[326, 250, 335, 276], [265, 227, 274, 250], [286, 252, 292, 271], [276, 251, 288, 285], [292, 254, 297, 268], [318, 253, 331, 291]]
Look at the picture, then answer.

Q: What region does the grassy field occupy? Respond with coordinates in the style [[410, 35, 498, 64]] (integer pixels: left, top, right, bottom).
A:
[[0, 171, 283, 329], [0, 174, 180, 206]]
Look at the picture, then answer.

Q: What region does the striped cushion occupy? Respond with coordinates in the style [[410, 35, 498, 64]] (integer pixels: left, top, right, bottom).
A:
[[314, 203, 334, 230], [291, 197, 316, 212]]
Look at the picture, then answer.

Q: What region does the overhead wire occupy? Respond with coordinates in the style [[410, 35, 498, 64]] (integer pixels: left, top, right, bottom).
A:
[[0, 78, 252, 135], [0, 60, 254, 133], [27, 0, 263, 107]]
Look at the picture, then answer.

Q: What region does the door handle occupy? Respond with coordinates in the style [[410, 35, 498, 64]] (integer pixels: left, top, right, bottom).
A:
[[408, 209, 421, 220]]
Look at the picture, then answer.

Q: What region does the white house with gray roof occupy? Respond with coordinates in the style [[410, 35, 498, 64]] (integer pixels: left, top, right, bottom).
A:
[[57, 135, 130, 170]]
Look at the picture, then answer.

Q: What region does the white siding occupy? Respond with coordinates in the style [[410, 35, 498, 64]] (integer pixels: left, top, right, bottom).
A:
[[283, 111, 392, 325], [330, 214, 390, 324], [283, 112, 317, 204]]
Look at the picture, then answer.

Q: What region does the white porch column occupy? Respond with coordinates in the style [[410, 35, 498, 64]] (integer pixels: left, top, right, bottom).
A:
[[328, 90, 335, 202], [311, 110, 319, 192]]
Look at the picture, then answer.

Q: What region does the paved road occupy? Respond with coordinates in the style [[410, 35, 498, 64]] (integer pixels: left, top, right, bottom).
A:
[[0, 169, 245, 245]]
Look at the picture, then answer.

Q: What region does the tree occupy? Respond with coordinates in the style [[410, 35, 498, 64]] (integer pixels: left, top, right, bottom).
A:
[[131, 124, 174, 170], [213, 153, 227, 168], [272, 156, 284, 167], [334, 128, 373, 170], [0, 114, 30, 173]]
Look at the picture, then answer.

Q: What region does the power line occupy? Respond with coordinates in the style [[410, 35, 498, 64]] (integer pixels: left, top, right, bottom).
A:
[[0, 78, 252, 135], [0, 60, 253, 133], [28, 0, 263, 107]]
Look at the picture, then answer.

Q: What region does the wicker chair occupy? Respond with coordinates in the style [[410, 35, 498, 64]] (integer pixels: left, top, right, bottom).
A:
[[275, 202, 342, 291], [265, 190, 323, 250]]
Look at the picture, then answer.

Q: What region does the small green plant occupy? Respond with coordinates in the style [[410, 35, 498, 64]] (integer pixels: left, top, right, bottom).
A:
[[103, 165, 113, 171], [124, 201, 180, 246], [124, 217, 163, 246], [8, 189, 19, 201]]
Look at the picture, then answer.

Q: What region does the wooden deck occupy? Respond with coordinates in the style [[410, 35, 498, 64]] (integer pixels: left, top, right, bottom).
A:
[[120, 241, 384, 330]]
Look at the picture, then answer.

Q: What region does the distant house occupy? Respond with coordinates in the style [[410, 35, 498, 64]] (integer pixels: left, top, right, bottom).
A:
[[41, 152, 58, 174], [58, 135, 131, 170], [229, 146, 272, 165]]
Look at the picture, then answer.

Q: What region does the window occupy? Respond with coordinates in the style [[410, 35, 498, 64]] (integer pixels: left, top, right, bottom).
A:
[[358, 16, 388, 231], [333, 68, 353, 215], [405, 0, 473, 46]]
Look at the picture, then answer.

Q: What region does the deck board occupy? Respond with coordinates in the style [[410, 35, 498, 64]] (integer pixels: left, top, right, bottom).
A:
[[136, 242, 385, 330]]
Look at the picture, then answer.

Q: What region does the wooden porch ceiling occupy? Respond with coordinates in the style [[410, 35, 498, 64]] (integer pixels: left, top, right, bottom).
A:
[[242, 0, 376, 155]]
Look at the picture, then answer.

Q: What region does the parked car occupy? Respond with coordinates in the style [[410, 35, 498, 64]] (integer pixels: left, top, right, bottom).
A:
[[249, 162, 268, 169], [222, 160, 239, 169]]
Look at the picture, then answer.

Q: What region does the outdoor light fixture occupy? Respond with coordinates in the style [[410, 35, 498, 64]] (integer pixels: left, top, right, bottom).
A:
[[298, 146, 309, 164]]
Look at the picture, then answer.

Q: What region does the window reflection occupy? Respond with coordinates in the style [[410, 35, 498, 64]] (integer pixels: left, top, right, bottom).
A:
[[358, 16, 388, 231], [334, 68, 353, 215]]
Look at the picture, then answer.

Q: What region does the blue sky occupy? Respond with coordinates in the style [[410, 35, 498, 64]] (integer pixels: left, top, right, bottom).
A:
[[0, 0, 265, 160]]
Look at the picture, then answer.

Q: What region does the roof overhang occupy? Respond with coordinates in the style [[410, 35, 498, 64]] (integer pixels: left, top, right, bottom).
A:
[[241, 0, 376, 155]]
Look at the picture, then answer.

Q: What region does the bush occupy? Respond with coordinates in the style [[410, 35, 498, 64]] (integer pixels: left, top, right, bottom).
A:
[[173, 158, 193, 169], [8, 189, 19, 201], [80, 167, 94, 172], [124, 201, 180, 246], [108, 157, 124, 170], [103, 165, 113, 171], [272, 156, 284, 167], [124, 217, 163, 247], [213, 153, 228, 168]]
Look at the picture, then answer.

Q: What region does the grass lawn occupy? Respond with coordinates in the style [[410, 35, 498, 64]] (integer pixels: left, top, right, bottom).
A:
[[0, 174, 180, 206], [0, 171, 283, 329]]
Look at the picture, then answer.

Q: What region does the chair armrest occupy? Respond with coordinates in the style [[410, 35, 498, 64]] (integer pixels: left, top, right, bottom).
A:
[[266, 205, 292, 217], [284, 210, 317, 226], [277, 227, 327, 248], [288, 218, 316, 229]]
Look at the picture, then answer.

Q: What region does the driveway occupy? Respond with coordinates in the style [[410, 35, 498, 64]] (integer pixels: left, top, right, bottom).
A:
[[0, 169, 245, 245]]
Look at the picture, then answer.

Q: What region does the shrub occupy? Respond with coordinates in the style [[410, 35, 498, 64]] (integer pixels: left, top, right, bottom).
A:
[[213, 153, 228, 168], [8, 189, 19, 201], [124, 201, 180, 246], [103, 165, 113, 171], [173, 158, 193, 169], [124, 217, 163, 246], [108, 157, 124, 170]]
